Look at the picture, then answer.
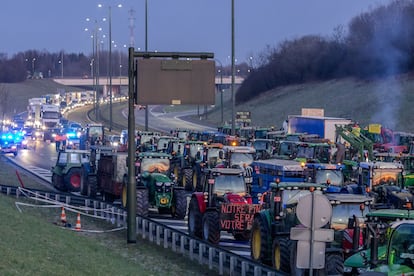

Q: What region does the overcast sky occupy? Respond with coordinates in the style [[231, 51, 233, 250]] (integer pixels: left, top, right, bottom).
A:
[[1, 0, 390, 65]]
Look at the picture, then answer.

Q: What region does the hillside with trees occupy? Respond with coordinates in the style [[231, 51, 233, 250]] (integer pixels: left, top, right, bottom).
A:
[[237, 0, 414, 103]]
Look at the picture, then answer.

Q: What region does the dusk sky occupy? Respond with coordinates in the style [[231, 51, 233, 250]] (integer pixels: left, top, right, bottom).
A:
[[1, 0, 390, 65]]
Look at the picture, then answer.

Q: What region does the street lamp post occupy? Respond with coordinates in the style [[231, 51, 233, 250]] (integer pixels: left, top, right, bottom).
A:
[[32, 58, 36, 76], [215, 59, 224, 124], [231, 0, 236, 136], [58, 51, 64, 78], [108, 5, 113, 131], [99, 4, 122, 131]]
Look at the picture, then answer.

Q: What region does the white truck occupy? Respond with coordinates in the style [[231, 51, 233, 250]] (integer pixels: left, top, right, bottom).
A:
[[287, 115, 352, 142], [40, 104, 61, 141], [27, 97, 46, 128], [40, 104, 60, 129]]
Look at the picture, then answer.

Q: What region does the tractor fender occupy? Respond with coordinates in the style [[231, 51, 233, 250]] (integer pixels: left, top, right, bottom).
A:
[[191, 192, 206, 214], [253, 210, 272, 233]]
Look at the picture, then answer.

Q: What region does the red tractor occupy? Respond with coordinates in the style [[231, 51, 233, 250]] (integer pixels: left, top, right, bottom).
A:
[[187, 167, 262, 244]]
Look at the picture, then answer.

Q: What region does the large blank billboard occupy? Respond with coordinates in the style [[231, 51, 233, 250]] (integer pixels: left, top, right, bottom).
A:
[[136, 59, 215, 105]]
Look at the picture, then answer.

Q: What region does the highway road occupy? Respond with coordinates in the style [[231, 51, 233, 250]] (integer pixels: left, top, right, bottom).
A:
[[65, 102, 217, 134], [7, 103, 253, 259]]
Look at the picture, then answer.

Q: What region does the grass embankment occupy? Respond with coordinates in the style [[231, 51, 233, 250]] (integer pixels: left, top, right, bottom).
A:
[[0, 159, 217, 276]]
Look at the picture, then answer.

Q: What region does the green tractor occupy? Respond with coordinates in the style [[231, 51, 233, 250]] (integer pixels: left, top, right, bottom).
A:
[[250, 181, 372, 275], [250, 181, 327, 274], [124, 152, 188, 219], [358, 220, 414, 275], [51, 149, 90, 192], [343, 208, 414, 275]]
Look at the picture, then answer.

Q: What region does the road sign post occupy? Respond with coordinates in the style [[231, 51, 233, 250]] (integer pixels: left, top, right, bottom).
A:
[[290, 192, 333, 273]]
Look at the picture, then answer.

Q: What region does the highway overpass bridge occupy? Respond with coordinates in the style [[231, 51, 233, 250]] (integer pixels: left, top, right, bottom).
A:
[[53, 76, 244, 87]]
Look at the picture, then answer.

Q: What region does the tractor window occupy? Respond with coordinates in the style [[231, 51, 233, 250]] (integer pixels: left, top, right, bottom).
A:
[[230, 153, 254, 168], [213, 175, 246, 196], [315, 170, 344, 186], [372, 169, 401, 188], [331, 203, 366, 231], [296, 146, 315, 159], [140, 158, 170, 173], [389, 224, 414, 267], [57, 152, 68, 165], [69, 153, 81, 163]]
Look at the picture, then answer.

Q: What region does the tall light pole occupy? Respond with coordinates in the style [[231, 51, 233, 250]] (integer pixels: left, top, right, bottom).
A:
[[100, 3, 122, 131], [231, 0, 236, 135], [144, 0, 149, 131], [59, 51, 64, 78], [32, 58, 36, 76], [215, 59, 224, 124]]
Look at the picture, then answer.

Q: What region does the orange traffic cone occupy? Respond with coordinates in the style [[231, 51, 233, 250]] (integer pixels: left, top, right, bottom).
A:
[[60, 207, 67, 224], [75, 213, 81, 231]]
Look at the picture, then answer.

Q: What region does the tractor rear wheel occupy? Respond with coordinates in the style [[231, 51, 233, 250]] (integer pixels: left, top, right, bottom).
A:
[[188, 197, 202, 238], [183, 168, 193, 191], [250, 215, 271, 265], [64, 168, 82, 192], [80, 168, 88, 195], [272, 237, 291, 273], [136, 188, 149, 217], [202, 211, 220, 244], [192, 168, 203, 191], [87, 175, 97, 198], [52, 173, 65, 191], [121, 178, 127, 208], [171, 189, 188, 219], [325, 252, 343, 275]]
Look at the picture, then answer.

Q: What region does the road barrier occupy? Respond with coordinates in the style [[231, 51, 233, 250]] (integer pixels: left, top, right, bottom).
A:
[[1, 184, 284, 276]]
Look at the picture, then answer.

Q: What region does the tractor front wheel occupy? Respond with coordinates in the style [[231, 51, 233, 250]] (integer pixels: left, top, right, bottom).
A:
[[87, 175, 97, 198], [183, 168, 193, 191], [272, 237, 291, 273], [188, 197, 202, 238], [202, 211, 220, 244], [52, 173, 65, 191], [250, 215, 271, 265], [171, 189, 188, 219], [325, 252, 344, 275], [136, 188, 149, 217], [80, 168, 88, 195]]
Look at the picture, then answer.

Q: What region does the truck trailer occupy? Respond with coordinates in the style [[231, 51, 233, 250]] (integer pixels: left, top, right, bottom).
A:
[[287, 115, 352, 142]]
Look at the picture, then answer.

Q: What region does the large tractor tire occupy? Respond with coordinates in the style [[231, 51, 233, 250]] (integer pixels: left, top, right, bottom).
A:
[[87, 175, 97, 198], [121, 181, 127, 208], [172, 165, 182, 186], [64, 168, 82, 192], [250, 215, 271, 265], [52, 173, 65, 191], [80, 168, 89, 195], [136, 188, 149, 217], [325, 252, 344, 275], [171, 189, 188, 219], [192, 167, 203, 192], [187, 197, 202, 238], [272, 237, 291, 273], [183, 168, 193, 191], [202, 211, 221, 244]]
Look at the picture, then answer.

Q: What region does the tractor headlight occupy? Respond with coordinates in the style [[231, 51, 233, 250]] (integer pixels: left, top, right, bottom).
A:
[[164, 182, 172, 187], [155, 182, 163, 187]]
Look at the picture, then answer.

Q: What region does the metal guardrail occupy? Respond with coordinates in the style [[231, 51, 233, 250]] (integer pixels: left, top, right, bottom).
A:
[[0, 184, 284, 276]]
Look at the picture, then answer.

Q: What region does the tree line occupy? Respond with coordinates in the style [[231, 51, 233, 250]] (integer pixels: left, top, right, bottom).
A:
[[0, 49, 130, 83]]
